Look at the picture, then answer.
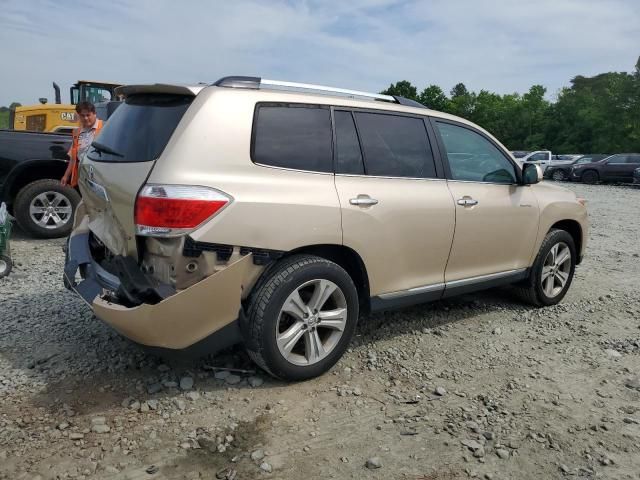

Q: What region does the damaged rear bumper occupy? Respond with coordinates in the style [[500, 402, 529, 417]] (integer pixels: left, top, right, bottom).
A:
[[64, 227, 253, 350]]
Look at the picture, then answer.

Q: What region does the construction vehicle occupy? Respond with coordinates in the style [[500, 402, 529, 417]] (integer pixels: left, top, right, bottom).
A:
[[9, 81, 121, 134]]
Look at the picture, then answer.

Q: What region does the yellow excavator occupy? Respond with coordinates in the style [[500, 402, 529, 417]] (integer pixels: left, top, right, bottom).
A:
[[10, 80, 121, 134]]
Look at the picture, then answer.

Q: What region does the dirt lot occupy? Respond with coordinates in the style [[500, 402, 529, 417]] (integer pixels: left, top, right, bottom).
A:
[[1, 182, 639, 480]]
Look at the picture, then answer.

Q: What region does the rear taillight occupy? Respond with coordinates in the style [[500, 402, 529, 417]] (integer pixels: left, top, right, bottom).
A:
[[135, 185, 231, 237]]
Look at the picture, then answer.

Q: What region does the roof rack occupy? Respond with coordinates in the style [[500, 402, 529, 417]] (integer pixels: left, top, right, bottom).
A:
[[212, 76, 426, 109]]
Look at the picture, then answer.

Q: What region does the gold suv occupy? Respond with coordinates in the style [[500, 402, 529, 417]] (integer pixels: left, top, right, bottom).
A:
[[64, 77, 588, 380]]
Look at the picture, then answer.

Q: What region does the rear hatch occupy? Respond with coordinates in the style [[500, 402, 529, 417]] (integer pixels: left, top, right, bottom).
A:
[[79, 85, 198, 258]]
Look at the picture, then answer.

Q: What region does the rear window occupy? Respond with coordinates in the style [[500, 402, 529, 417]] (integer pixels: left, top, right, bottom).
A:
[[252, 104, 332, 173], [354, 112, 436, 178], [87, 94, 192, 163]]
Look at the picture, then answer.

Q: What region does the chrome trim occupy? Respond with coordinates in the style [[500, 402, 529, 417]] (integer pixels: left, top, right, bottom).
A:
[[446, 180, 520, 186], [445, 268, 527, 288], [261, 79, 396, 103], [377, 268, 528, 300], [379, 283, 445, 300], [335, 173, 446, 181]]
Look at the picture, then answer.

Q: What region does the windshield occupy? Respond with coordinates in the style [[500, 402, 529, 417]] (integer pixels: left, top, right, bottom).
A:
[[87, 94, 192, 163]]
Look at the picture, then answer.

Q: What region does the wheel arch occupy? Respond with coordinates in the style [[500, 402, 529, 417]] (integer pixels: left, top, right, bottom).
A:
[[550, 220, 583, 264], [4, 159, 68, 210], [285, 244, 371, 314]]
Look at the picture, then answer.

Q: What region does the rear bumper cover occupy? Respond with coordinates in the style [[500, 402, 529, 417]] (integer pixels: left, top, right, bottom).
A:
[[64, 229, 251, 350]]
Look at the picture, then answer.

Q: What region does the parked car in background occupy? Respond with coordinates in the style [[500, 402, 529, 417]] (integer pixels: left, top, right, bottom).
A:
[[521, 150, 552, 171], [511, 150, 530, 159], [633, 167, 640, 185], [570, 153, 640, 184], [64, 77, 588, 381], [544, 154, 609, 181]]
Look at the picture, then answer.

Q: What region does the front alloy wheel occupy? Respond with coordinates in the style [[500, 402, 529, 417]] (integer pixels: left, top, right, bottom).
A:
[[540, 242, 571, 298], [551, 170, 566, 181]]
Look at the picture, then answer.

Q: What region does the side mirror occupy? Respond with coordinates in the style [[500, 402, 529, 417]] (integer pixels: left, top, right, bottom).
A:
[[522, 163, 542, 185]]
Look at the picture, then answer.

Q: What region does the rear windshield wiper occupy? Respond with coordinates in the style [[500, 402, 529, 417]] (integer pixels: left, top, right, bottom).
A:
[[91, 141, 124, 157]]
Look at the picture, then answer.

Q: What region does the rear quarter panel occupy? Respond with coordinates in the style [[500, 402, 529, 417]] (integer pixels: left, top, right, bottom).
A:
[[146, 88, 343, 251]]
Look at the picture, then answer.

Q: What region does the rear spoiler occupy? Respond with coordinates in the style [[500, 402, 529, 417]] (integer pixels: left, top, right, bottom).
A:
[[115, 84, 204, 97]]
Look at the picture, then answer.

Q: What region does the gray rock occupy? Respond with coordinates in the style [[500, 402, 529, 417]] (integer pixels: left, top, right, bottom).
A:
[[157, 364, 170, 372], [215, 370, 231, 380], [623, 417, 640, 424], [496, 448, 509, 460], [129, 400, 141, 411], [186, 391, 200, 401], [461, 439, 483, 451], [147, 399, 159, 410], [473, 447, 485, 458], [174, 399, 186, 411], [492, 327, 502, 335], [434, 386, 447, 396], [57, 422, 69, 430], [104, 466, 120, 474], [248, 376, 264, 388], [259, 462, 273, 473], [560, 464, 570, 473], [625, 377, 640, 390], [365, 457, 382, 469], [140, 402, 150, 413], [225, 374, 242, 385], [483, 431, 494, 440], [251, 449, 265, 461], [147, 383, 163, 394], [91, 417, 106, 426], [91, 424, 110, 434], [605, 349, 622, 358], [180, 376, 194, 391], [69, 432, 84, 440], [163, 381, 179, 388]]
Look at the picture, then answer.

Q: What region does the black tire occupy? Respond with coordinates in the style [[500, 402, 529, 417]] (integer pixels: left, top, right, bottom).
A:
[[0, 254, 12, 278], [243, 255, 359, 381], [551, 170, 566, 181], [13, 179, 80, 239], [581, 170, 599, 184], [515, 229, 576, 307]]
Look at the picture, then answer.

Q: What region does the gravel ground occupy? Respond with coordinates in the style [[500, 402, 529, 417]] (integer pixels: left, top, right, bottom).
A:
[[1, 183, 639, 480]]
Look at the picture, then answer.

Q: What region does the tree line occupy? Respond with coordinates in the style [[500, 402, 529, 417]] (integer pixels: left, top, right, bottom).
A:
[[382, 57, 640, 154]]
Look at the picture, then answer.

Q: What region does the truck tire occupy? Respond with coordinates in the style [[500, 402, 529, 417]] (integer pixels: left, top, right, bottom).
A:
[[14, 179, 80, 239], [244, 255, 359, 381]]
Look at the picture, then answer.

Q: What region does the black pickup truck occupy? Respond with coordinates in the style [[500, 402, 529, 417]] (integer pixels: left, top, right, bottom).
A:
[[0, 100, 121, 238], [0, 130, 77, 238]]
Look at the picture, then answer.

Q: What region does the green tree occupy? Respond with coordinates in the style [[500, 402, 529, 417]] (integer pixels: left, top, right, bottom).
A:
[[418, 85, 448, 111], [380, 80, 418, 100], [448, 83, 475, 118]]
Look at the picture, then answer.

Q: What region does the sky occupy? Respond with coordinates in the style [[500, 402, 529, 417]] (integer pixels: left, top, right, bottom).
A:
[[0, 0, 639, 107]]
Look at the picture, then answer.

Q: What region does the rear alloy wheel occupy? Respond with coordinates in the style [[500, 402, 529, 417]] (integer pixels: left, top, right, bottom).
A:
[[14, 179, 80, 238], [0, 254, 12, 279], [515, 229, 576, 307], [244, 255, 359, 381], [551, 170, 566, 181], [581, 170, 599, 184]]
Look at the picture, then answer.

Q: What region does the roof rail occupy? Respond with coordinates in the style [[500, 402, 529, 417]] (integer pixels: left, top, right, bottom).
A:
[[212, 76, 426, 108]]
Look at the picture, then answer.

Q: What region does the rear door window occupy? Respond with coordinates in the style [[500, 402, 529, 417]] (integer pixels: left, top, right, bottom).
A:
[[87, 94, 192, 163], [252, 105, 332, 173], [354, 112, 436, 178]]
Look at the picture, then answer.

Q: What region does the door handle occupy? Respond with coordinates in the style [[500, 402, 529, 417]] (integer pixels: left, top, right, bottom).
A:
[[350, 195, 379, 206], [457, 197, 478, 206]]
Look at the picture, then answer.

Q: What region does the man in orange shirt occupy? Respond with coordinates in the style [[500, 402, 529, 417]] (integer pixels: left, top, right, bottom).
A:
[[61, 102, 103, 187]]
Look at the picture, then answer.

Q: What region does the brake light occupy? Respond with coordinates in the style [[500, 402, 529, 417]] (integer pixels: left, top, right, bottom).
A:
[[135, 185, 231, 236]]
